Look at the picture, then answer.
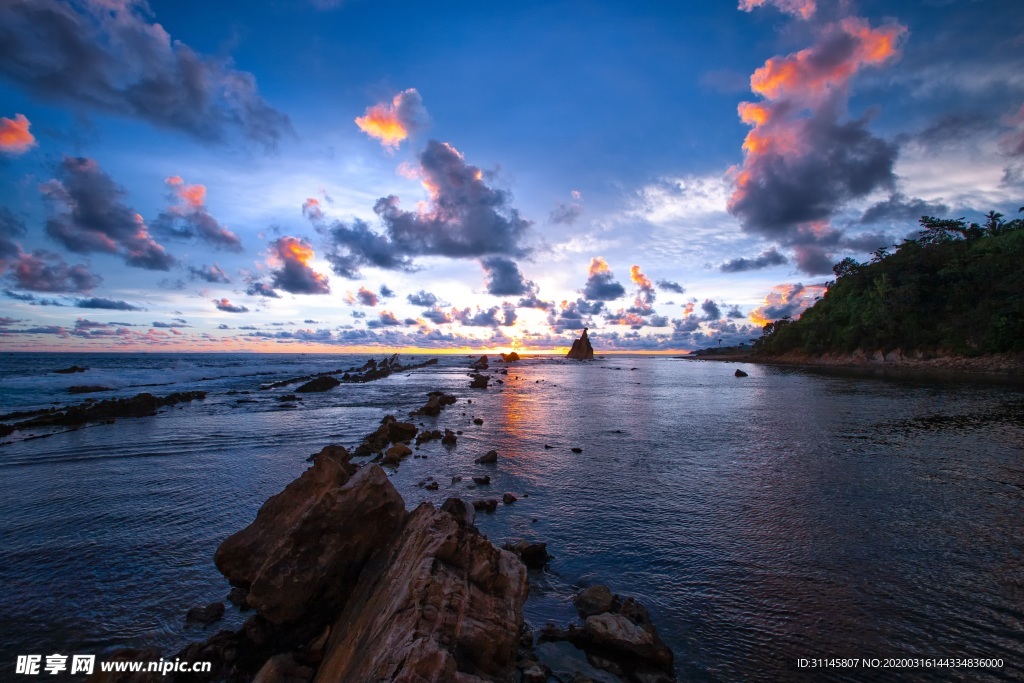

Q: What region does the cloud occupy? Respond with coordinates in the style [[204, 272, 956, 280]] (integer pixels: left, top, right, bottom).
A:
[[749, 283, 827, 325], [701, 299, 722, 321], [0, 0, 291, 147], [728, 18, 906, 263], [547, 298, 604, 332], [301, 197, 324, 221], [656, 279, 685, 294], [41, 157, 175, 270], [406, 290, 439, 307], [245, 280, 281, 298], [379, 284, 395, 298], [267, 237, 330, 294], [325, 140, 531, 277], [550, 202, 583, 225], [481, 256, 534, 296], [738, 0, 815, 19], [75, 297, 142, 311], [629, 265, 655, 304], [1001, 105, 1024, 157], [859, 193, 950, 225], [153, 176, 242, 251], [0, 113, 35, 154], [7, 250, 101, 292], [517, 292, 553, 310], [214, 298, 248, 313], [581, 257, 626, 301], [188, 263, 231, 283], [421, 306, 451, 324], [354, 88, 429, 151], [355, 286, 378, 306], [367, 310, 404, 328], [720, 246, 788, 272], [452, 304, 516, 328], [0, 207, 26, 272]]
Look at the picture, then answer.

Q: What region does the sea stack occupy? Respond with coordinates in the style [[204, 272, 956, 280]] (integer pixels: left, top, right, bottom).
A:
[[566, 327, 594, 360]]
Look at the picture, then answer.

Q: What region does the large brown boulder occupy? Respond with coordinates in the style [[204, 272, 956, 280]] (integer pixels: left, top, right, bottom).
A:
[[566, 328, 594, 360], [313, 503, 529, 682], [214, 459, 406, 628]]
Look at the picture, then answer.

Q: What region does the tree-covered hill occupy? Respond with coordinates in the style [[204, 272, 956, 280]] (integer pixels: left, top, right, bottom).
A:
[[754, 210, 1024, 357]]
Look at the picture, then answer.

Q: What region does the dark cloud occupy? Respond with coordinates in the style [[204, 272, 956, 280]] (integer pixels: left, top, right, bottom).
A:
[[421, 307, 452, 324], [188, 263, 231, 284], [840, 231, 893, 253], [451, 304, 515, 328], [655, 279, 685, 294], [406, 290, 439, 307], [351, 310, 366, 319], [701, 299, 722, 321], [517, 292, 553, 310], [547, 299, 603, 332], [750, 283, 828, 323], [0, 206, 25, 267], [719, 246, 788, 273], [268, 237, 330, 295], [859, 193, 950, 225], [7, 250, 101, 292], [151, 321, 188, 328], [582, 257, 626, 301], [245, 280, 281, 298], [75, 297, 142, 311], [41, 157, 176, 270], [0, 0, 291, 147], [214, 298, 248, 313], [792, 245, 835, 276], [481, 256, 534, 296], [355, 286, 378, 306], [726, 305, 745, 319], [549, 202, 582, 225], [325, 140, 531, 277], [152, 177, 242, 251], [367, 311, 404, 328], [379, 284, 395, 298]]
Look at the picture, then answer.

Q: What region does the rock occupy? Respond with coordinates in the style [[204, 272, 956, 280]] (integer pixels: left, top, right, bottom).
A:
[[501, 351, 521, 362], [583, 612, 673, 672], [440, 497, 476, 528], [574, 585, 616, 618], [734, 369, 748, 377], [227, 586, 249, 609], [295, 376, 340, 393], [416, 391, 457, 416], [475, 449, 498, 464], [386, 420, 417, 442], [503, 493, 518, 504], [566, 328, 595, 360], [571, 447, 583, 453], [473, 475, 491, 485], [472, 498, 499, 513], [472, 354, 490, 370], [277, 394, 298, 402], [353, 415, 398, 456], [10, 390, 206, 432], [544, 444, 553, 449], [186, 601, 225, 625], [307, 444, 350, 464], [68, 385, 111, 394], [504, 540, 549, 569], [214, 463, 406, 629], [54, 365, 88, 374], [441, 429, 457, 446], [451, 475, 463, 483], [424, 481, 439, 491], [415, 428, 442, 445], [473, 417, 484, 425], [312, 503, 528, 682], [532, 641, 622, 683], [252, 653, 315, 683], [470, 373, 490, 389], [382, 443, 413, 466]]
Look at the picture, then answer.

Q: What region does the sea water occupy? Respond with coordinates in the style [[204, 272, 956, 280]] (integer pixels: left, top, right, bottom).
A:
[[1, 353, 1022, 681]]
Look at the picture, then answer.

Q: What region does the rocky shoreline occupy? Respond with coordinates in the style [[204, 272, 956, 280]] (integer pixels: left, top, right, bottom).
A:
[[87, 355, 679, 683], [686, 349, 1024, 379]]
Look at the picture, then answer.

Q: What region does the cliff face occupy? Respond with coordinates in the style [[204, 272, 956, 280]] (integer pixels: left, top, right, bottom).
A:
[[566, 328, 594, 360]]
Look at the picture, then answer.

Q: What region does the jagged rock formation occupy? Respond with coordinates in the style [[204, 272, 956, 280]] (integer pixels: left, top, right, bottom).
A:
[[566, 328, 594, 360]]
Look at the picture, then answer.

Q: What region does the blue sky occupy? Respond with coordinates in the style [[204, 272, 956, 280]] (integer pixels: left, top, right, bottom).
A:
[[1, 0, 1022, 352]]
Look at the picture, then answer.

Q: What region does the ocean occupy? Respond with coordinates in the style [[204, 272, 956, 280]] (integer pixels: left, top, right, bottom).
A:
[[1, 352, 1022, 681]]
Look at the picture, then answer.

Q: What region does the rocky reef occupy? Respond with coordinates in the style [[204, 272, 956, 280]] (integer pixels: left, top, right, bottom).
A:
[[566, 328, 595, 360]]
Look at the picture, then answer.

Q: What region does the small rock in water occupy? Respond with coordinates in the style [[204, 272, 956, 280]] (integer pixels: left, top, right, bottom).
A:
[[425, 481, 439, 491], [472, 498, 498, 513], [735, 369, 748, 377], [475, 450, 498, 464], [503, 493, 517, 505], [544, 444, 553, 449], [473, 417, 484, 425], [185, 601, 225, 625], [472, 475, 491, 485], [570, 447, 583, 453]]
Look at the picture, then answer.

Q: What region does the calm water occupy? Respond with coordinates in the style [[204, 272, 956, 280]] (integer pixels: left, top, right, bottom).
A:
[[1, 352, 1022, 681]]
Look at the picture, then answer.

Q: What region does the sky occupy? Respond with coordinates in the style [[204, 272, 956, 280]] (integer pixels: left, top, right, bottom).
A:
[[0, 0, 1022, 353]]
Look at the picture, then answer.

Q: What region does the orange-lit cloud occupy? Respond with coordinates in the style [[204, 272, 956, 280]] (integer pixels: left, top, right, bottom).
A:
[[302, 197, 323, 220], [158, 175, 241, 250], [749, 283, 827, 325], [355, 88, 428, 151], [0, 113, 35, 154], [165, 175, 206, 207], [268, 236, 330, 295], [589, 257, 611, 277], [630, 264, 653, 290]]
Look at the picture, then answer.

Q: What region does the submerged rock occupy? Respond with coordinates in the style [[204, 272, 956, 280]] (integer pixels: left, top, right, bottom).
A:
[[503, 540, 549, 569], [295, 376, 341, 393], [185, 601, 225, 626], [470, 373, 490, 389], [68, 385, 111, 394], [54, 365, 88, 374], [476, 449, 498, 464], [566, 327, 595, 360], [312, 503, 527, 682], [734, 369, 748, 377]]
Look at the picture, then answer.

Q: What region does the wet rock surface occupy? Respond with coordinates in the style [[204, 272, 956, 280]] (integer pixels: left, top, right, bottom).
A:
[[3, 391, 207, 434]]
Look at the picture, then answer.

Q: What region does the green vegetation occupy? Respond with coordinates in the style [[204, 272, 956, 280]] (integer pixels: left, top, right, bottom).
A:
[[754, 209, 1024, 357]]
